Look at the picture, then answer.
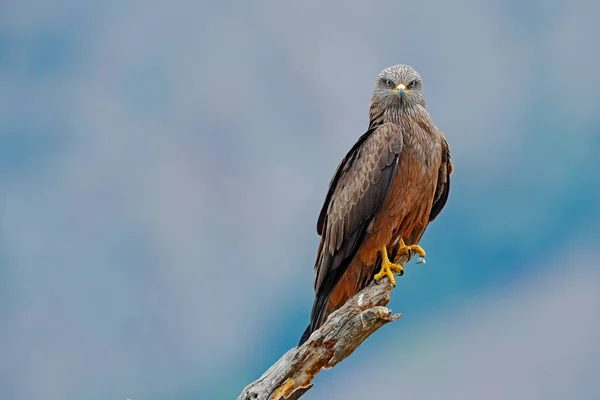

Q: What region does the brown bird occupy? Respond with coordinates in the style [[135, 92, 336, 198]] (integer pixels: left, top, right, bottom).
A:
[[299, 64, 452, 345]]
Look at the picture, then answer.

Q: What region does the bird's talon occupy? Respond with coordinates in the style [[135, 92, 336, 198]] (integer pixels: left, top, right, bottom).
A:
[[394, 239, 426, 264], [374, 245, 403, 286], [374, 264, 401, 286]]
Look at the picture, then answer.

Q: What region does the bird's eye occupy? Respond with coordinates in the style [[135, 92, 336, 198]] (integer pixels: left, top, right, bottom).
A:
[[382, 78, 395, 88], [407, 80, 418, 89]]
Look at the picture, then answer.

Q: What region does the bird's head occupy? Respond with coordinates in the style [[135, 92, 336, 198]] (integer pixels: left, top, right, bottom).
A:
[[372, 64, 424, 109]]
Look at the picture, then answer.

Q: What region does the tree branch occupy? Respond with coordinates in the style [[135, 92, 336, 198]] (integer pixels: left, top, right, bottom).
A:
[[237, 277, 399, 400]]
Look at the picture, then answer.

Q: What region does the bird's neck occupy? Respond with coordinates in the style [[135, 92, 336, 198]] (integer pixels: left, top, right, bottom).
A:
[[368, 103, 426, 129]]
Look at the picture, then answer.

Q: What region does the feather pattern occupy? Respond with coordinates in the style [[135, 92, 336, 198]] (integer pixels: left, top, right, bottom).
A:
[[300, 64, 451, 345], [309, 124, 402, 334]]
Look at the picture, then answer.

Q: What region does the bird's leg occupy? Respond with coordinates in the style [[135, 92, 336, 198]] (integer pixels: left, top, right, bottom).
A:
[[374, 245, 404, 287], [394, 238, 426, 264]]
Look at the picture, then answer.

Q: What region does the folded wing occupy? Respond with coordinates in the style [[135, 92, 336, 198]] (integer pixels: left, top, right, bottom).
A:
[[307, 123, 403, 337]]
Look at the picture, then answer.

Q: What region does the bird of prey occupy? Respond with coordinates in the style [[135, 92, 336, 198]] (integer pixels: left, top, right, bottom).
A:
[[299, 64, 452, 345]]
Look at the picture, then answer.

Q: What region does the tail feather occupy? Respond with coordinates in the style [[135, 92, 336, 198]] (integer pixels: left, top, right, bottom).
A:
[[298, 293, 331, 345], [299, 257, 380, 346], [298, 324, 312, 346]]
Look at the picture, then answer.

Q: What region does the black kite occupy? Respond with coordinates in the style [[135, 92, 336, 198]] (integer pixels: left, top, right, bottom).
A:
[[300, 64, 452, 345]]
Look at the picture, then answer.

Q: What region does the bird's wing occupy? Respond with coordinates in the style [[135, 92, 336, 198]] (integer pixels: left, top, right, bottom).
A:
[[429, 135, 452, 221], [310, 123, 403, 328]]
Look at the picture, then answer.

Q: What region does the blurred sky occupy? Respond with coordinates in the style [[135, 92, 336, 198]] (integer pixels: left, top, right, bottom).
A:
[[1, 0, 599, 399]]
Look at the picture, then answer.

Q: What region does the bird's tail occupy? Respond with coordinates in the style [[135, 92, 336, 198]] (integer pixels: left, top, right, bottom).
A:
[[299, 324, 312, 345], [298, 229, 370, 346], [298, 251, 386, 346], [298, 293, 332, 345]]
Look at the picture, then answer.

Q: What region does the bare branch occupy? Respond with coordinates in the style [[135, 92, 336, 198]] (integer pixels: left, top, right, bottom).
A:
[[237, 277, 400, 400]]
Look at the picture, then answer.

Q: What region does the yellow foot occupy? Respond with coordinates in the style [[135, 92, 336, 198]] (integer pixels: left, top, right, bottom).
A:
[[394, 238, 426, 264], [374, 245, 403, 287]]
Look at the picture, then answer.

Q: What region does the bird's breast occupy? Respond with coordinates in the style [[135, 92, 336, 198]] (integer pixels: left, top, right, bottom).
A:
[[374, 125, 442, 244]]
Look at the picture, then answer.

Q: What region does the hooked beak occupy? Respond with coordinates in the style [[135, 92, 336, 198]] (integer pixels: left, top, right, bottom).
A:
[[391, 83, 406, 100]]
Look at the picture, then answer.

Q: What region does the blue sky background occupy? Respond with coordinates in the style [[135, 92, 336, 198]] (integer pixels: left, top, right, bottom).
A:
[[1, 0, 599, 399]]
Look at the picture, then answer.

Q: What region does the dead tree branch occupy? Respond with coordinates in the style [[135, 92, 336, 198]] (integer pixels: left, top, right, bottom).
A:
[[237, 277, 399, 400]]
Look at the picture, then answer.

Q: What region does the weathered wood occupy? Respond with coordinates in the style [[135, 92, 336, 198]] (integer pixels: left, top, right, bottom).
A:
[[237, 277, 399, 400]]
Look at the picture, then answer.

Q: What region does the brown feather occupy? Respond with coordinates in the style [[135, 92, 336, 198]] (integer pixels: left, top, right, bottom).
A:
[[309, 124, 403, 335], [430, 136, 452, 221], [301, 71, 452, 346]]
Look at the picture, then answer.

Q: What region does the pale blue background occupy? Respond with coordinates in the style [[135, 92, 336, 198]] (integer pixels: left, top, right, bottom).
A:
[[1, 0, 599, 399]]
